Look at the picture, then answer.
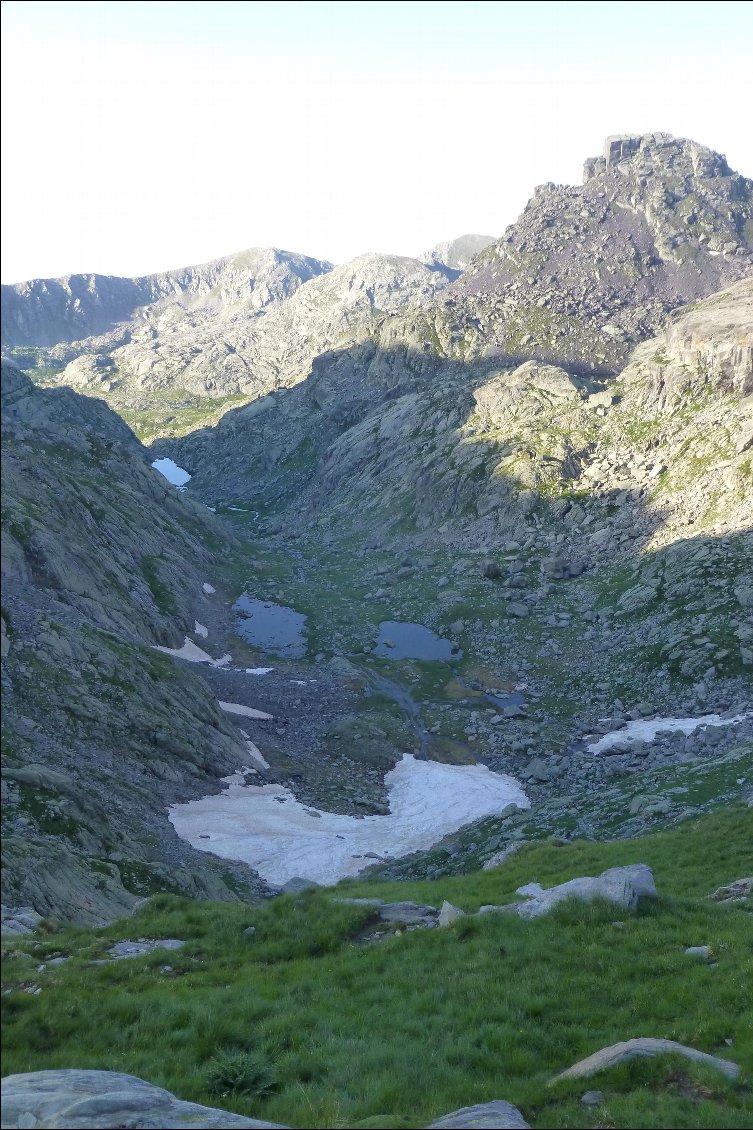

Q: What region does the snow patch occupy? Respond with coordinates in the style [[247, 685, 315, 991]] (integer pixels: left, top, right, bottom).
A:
[[588, 711, 753, 754], [193, 621, 209, 639], [169, 754, 529, 886], [153, 638, 228, 667], [219, 701, 274, 720], [246, 667, 274, 675], [202, 582, 216, 594]]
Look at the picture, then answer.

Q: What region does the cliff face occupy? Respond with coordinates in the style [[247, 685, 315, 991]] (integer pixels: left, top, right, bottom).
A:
[[1, 365, 266, 923]]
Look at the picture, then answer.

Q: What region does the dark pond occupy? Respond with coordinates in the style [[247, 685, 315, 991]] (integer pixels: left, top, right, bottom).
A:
[[374, 621, 461, 661], [234, 595, 307, 658]]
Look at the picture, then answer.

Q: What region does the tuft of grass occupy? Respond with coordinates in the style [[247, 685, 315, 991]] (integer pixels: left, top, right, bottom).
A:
[[203, 1048, 279, 1100]]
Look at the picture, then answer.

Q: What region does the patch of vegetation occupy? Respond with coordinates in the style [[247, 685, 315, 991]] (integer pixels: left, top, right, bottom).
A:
[[141, 556, 177, 616], [2, 809, 751, 1129]]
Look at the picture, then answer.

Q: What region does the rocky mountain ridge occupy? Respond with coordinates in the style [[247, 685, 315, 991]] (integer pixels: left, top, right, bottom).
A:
[[381, 133, 753, 378], [1, 246, 332, 350]]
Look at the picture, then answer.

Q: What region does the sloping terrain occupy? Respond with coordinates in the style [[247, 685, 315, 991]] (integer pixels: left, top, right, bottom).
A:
[[1, 365, 270, 922]]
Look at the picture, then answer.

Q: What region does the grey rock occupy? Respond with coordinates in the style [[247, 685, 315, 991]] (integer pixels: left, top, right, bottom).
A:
[[709, 877, 752, 904], [437, 901, 465, 927], [580, 1090, 604, 1107], [684, 945, 712, 960], [377, 901, 440, 927], [0, 1069, 288, 1128], [553, 1037, 740, 1082], [509, 864, 657, 919], [425, 1099, 530, 1129], [1, 905, 44, 936], [482, 842, 525, 871], [107, 939, 185, 960], [420, 234, 496, 273]]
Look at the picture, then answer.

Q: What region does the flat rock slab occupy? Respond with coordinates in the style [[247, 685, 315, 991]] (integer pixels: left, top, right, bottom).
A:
[[554, 1038, 740, 1082], [107, 939, 185, 960], [425, 1099, 530, 1128], [0, 1070, 288, 1129]]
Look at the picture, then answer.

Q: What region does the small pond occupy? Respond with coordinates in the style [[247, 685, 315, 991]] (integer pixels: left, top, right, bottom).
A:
[[151, 458, 191, 488], [374, 621, 461, 661], [234, 595, 307, 658]]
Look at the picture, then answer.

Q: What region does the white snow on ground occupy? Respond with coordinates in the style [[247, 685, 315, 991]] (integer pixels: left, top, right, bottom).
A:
[[588, 711, 753, 754], [246, 667, 274, 675], [202, 582, 216, 594], [153, 638, 230, 667], [169, 754, 529, 886], [151, 458, 192, 487], [244, 741, 270, 769], [219, 701, 274, 720], [193, 621, 209, 638]]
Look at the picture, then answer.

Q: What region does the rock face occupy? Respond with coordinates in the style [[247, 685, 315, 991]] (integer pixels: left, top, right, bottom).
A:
[[554, 1038, 740, 1082], [1, 364, 266, 922], [0, 1070, 287, 1129]]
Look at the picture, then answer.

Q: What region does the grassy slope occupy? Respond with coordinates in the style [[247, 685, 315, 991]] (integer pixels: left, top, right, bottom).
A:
[[3, 807, 752, 1129]]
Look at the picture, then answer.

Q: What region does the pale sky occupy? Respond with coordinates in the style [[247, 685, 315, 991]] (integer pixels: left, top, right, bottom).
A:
[[2, 0, 752, 283]]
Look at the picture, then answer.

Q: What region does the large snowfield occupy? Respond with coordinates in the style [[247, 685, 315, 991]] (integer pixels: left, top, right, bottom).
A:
[[170, 754, 529, 886]]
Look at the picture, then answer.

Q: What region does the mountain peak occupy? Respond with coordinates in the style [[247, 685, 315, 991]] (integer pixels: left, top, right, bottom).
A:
[[583, 131, 733, 182]]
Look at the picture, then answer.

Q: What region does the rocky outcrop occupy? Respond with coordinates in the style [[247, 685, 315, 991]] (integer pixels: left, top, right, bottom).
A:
[[553, 1038, 740, 1082], [0, 1070, 286, 1129], [491, 863, 657, 919], [0, 1072, 533, 1130]]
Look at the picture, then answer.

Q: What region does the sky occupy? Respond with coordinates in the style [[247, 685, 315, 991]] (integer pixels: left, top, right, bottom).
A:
[[2, 0, 752, 283]]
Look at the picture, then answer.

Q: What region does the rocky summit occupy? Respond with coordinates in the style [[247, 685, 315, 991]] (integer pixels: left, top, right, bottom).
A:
[[1, 133, 752, 1130]]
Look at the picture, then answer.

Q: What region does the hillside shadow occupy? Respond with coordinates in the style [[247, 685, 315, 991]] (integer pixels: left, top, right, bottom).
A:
[[147, 339, 753, 571]]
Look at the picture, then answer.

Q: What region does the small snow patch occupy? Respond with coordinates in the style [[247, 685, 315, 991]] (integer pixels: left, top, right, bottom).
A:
[[245, 740, 270, 769], [202, 582, 216, 594], [246, 667, 274, 675], [219, 701, 274, 720], [589, 711, 753, 753], [153, 638, 228, 667], [193, 621, 209, 639]]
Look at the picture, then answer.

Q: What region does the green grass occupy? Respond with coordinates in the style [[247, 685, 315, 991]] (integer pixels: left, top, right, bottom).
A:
[[3, 808, 751, 1128], [141, 555, 178, 616]]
